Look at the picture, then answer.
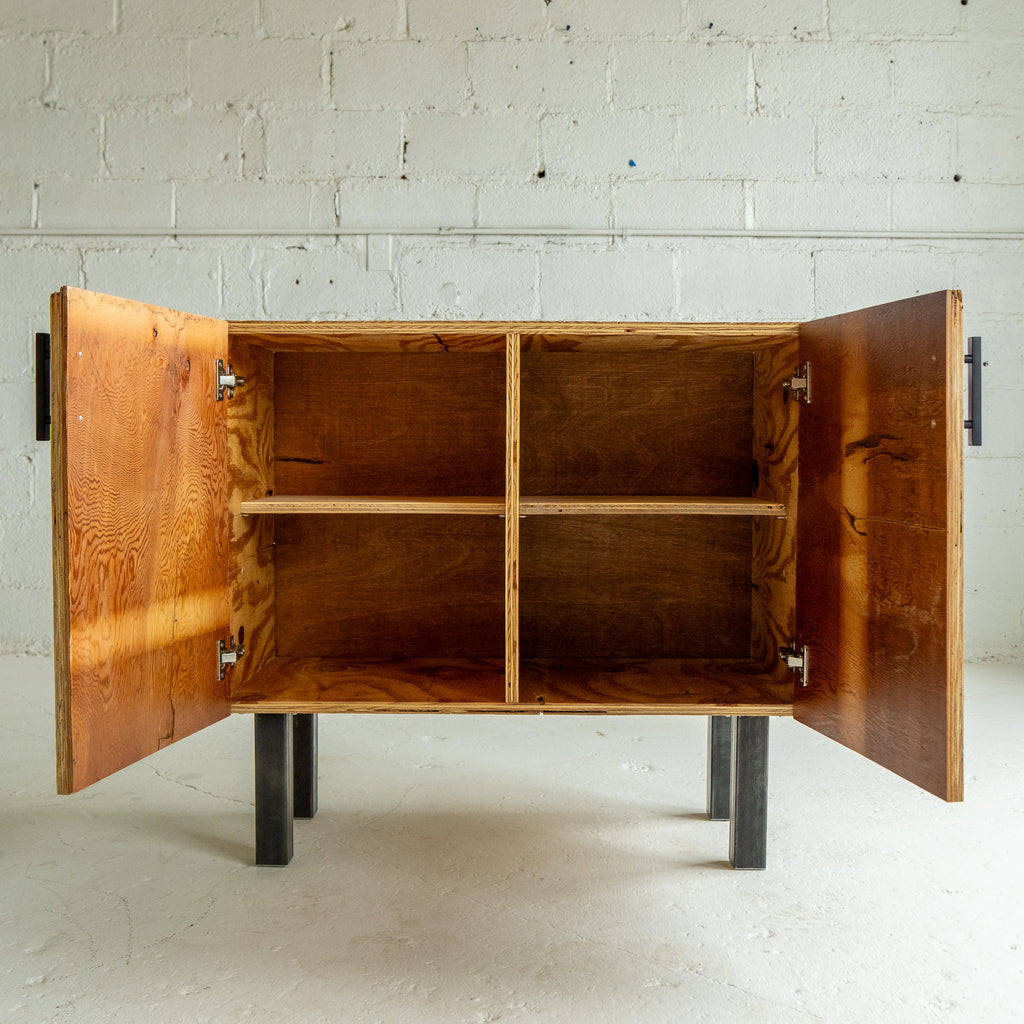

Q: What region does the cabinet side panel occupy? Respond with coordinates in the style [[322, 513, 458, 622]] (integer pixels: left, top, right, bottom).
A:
[[751, 341, 799, 675], [505, 332, 520, 702], [796, 290, 963, 801], [60, 287, 230, 792], [228, 339, 275, 690]]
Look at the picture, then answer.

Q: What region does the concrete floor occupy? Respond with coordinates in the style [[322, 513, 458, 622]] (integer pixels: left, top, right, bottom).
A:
[[1, 656, 1021, 1023]]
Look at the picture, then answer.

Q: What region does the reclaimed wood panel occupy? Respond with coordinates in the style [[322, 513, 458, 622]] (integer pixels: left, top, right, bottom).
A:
[[521, 350, 754, 495], [227, 339, 275, 693], [274, 515, 505, 659], [750, 340, 800, 674], [274, 352, 505, 496], [520, 516, 752, 660], [52, 287, 230, 793], [505, 332, 520, 702], [795, 290, 964, 801]]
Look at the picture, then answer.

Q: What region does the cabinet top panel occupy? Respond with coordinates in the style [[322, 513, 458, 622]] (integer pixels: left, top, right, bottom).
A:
[[229, 320, 800, 353]]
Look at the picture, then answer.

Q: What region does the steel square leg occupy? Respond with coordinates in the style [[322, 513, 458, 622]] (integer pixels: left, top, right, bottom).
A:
[[729, 716, 769, 871], [255, 713, 294, 866], [292, 713, 318, 819], [706, 715, 733, 821]]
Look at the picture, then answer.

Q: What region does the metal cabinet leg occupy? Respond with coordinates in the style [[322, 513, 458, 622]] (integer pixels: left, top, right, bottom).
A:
[[729, 716, 769, 871], [292, 713, 318, 819], [255, 713, 294, 865], [706, 715, 733, 821]]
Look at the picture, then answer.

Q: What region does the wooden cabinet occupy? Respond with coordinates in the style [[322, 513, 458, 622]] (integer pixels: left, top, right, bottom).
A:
[[49, 287, 965, 867]]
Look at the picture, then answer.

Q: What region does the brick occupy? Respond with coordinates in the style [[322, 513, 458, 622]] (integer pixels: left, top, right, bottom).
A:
[[0, 109, 99, 180], [264, 110, 400, 178], [954, 251, 1024, 316], [264, 0, 399, 39], [469, 41, 608, 112], [0, 177, 33, 227], [399, 244, 537, 318], [37, 180, 173, 229], [958, 114, 1024, 184], [0, 585, 52, 656], [479, 182, 612, 229], [106, 108, 242, 180], [961, 390, 1024, 460], [191, 37, 324, 105], [0, 381, 35, 447], [335, 180, 476, 228], [612, 42, 746, 111], [2, 0, 111, 33], [176, 182, 314, 230], [552, 0, 685, 39], [828, 0, 961, 39], [752, 43, 892, 114], [0, 452, 35, 518], [687, 0, 826, 40], [892, 182, 1024, 232], [539, 246, 674, 319], [812, 248, 958, 319], [674, 243, 811, 319], [961, 4, 1024, 39], [404, 112, 537, 177], [333, 41, 468, 110], [965, 459, 1024, 532], [542, 113, 676, 180], [83, 245, 222, 316], [262, 242, 397, 318], [892, 42, 1024, 111], [0, 515, 52, 589], [751, 180, 891, 231], [0, 40, 46, 104], [817, 111, 954, 181], [120, 0, 256, 35], [965, 527, 1024, 659], [220, 244, 263, 317], [613, 180, 744, 229], [407, 1, 549, 40], [53, 39, 188, 103], [676, 113, 813, 179]]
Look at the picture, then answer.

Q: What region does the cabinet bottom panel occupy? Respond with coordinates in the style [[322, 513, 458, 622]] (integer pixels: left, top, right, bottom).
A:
[[230, 657, 793, 715]]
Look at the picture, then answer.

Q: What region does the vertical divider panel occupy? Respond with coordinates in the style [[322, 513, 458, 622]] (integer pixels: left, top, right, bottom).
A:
[[505, 331, 521, 702]]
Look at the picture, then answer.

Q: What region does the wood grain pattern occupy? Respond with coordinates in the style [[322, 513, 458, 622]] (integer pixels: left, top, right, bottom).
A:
[[505, 332, 520, 703], [231, 656, 506, 708], [521, 350, 755, 495], [227, 339, 275, 693], [52, 287, 230, 793], [521, 497, 786, 516], [230, 657, 792, 715], [795, 290, 963, 801], [274, 515, 505, 659], [520, 516, 752, 660], [241, 495, 504, 515], [230, 320, 799, 355], [750, 341, 800, 673], [274, 352, 505, 496]]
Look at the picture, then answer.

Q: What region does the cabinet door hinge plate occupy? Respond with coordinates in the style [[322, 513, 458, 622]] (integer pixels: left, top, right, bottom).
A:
[[783, 362, 811, 404], [218, 635, 245, 679], [779, 642, 808, 687], [216, 359, 245, 401]]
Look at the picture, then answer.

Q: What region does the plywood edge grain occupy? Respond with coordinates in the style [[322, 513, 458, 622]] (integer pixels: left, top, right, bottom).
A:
[[505, 332, 520, 703], [520, 497, 787, 516], [240, 496, 505, 515], [50, 288, 73, 794], [945, 289, 965, 801]]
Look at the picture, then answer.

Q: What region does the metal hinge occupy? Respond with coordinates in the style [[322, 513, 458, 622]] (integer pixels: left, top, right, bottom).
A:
[[779, 642, 808, 687], [783, 362, 812, 404], [218, 635, 245, 679], [216, 359, 245, 401]]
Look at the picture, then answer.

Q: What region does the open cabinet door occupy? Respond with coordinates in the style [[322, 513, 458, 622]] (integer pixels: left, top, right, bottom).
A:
[[52, 287, 231, 793], [795, 291, 963, 801]]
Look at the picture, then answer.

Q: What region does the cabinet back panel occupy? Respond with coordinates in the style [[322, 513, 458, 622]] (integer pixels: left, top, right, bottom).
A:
[[520, 516, 752, 659], [275, 515, 504, 658], [521, 350, 754, 495], [274, 353, 505, 496]]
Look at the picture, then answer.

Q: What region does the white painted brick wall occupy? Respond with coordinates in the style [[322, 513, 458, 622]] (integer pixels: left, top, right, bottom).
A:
[[0, 0, 1022, 660]]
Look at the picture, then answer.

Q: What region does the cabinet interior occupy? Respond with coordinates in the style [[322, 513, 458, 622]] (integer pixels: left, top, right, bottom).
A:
[[225, 324, 799, 715]]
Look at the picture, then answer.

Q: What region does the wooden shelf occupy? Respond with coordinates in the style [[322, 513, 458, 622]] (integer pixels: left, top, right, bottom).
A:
[[240, 496, 504, 515], [240, 495, 787, 517], [230, 657, 793, 715]]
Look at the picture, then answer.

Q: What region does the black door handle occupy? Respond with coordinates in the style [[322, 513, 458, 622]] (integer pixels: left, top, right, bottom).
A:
[[964, 336, 982, 447], [35, 332, 50, 442]]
